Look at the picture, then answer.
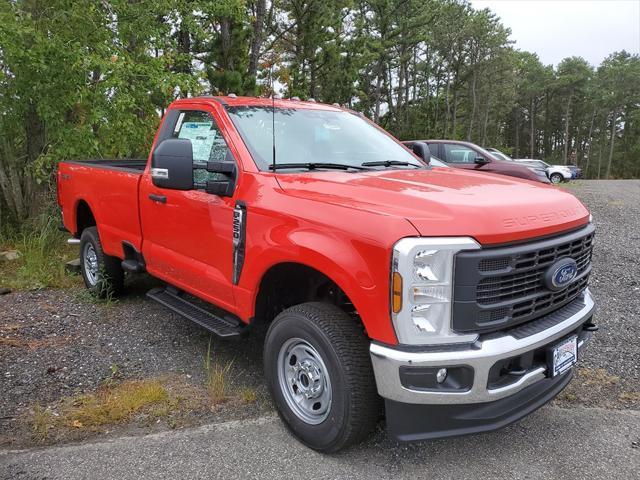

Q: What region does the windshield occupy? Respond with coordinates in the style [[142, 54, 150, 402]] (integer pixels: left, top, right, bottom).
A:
[[227, 106, 423, 171], [492, 151, 512, 162]]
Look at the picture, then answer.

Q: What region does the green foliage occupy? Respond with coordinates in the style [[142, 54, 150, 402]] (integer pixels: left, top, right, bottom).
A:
[[0, 210, 79, 290], [1, 0, 639, 231]]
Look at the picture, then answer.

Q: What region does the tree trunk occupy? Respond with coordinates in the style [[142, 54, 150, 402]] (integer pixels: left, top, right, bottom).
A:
[[481, 97, 490, 146], [530, 98, 535, 159], [443, 72, 451, 137], [584, 110, 596, 177], [562, 94, 572, 164], [514, 108, 520, 158], [248, 0, 266, 78], [220, 17, 233, 71], [605, 109, 617, 179], [374, 69, 382, 123], [451, 89, 458, 138], [467, 70, 477, 141], [543, 93, 550, 157]]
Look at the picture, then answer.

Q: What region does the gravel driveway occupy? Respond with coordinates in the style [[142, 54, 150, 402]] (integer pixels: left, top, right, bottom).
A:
[[1, 180, 639, 450]]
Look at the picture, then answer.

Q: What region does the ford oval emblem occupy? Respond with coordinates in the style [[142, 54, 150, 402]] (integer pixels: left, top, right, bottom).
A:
[[544, 258, 578, 291]]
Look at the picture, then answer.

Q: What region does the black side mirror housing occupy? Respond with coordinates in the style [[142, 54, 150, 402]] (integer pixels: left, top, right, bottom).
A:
[[199, 160, 237, 197], [412, 142, 431, 164], [474, 156, 491, 165], [204, 180, 235, 196], [151, 139, 194, 190]]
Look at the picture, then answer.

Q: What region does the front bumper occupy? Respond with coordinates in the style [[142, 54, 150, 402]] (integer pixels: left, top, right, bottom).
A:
[[370, 289, 595, 439]]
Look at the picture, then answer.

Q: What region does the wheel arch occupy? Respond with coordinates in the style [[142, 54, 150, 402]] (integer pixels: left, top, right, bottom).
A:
[[74, 198, 98, 236], [252, 260, 365, 331]]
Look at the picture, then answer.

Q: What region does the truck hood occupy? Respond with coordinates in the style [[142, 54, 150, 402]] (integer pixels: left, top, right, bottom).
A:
[[275, 167, 590, 245]]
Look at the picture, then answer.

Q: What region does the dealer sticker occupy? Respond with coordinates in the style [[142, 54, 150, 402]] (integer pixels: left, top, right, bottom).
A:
[[550, 335, 578, 377]]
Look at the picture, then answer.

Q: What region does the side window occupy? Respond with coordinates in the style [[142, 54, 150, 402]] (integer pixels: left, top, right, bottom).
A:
[[171, 110, 234, 183], [442, 144, 477, 164]]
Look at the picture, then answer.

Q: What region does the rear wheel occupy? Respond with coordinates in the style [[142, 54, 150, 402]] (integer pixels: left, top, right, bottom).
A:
[[79, 227, 124, 298], [264, 302, 380, 452], [550, 172, 563, 184]]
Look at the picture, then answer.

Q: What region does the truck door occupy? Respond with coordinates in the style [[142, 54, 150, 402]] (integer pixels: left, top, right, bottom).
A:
[[139, 107, 238, 312]]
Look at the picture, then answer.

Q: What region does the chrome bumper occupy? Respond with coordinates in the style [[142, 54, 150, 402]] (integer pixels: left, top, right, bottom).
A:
[[370, 289, 595, 405]]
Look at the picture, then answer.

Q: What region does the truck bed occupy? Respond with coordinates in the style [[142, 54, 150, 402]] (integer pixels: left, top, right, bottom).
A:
[[63, 159, 147, 173], [58, 158, 146, 257]]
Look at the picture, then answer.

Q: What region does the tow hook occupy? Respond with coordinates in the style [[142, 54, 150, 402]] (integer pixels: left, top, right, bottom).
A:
[[583, 321, 598, 332]]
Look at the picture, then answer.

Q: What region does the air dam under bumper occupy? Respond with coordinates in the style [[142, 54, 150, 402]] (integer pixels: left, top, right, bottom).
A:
[[370, 289, 595, 441]]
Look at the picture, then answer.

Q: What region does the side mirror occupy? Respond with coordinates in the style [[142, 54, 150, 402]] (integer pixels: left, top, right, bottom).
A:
[[474, 156, 491, 165], [196, 160, 237, 197], [412, 142, 431, 164], [151, 139, 194, 190]]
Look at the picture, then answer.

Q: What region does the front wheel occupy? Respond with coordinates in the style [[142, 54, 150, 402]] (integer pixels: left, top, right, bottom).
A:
[[79, 227, 124, 298], [264, 302, 381, 452], [550, 173, 564, 184]]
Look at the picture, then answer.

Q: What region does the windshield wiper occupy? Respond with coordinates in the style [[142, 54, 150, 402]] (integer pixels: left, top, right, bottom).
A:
[[361, 160, 423, 168], [269, 162, 372, 171]]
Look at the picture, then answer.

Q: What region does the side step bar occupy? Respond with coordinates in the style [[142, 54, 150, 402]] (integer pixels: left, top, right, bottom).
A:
[[147, 287, 245, 338]]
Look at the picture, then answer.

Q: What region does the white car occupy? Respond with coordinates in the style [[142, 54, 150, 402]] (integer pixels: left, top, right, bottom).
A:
[[513, 159, 572, 184]]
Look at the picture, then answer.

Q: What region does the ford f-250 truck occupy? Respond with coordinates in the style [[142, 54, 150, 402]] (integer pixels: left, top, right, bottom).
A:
[[57, 96, 597, 452]]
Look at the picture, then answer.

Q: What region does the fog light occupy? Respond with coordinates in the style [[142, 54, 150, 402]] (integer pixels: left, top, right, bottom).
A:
[[436, 368, 448, 384]]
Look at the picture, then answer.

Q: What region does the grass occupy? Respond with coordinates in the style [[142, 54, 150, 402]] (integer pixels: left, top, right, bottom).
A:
[[0, 214, 79, 290], [576, 367, 620, 386], [73, 284, 120, 308], [27, 378, 188, 442], [32, 404, 54, 441], [619, 391, 640, 403], [204, 341, 234, 405], [64, 379, 170, 428], [240, 387, 257, 404], [0, 336, 69, 350]]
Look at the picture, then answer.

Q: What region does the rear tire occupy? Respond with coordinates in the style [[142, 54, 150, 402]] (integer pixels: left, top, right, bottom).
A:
[[79, 227, 124, 298], [264, 302, 381, 452], [550, 173, 563, 184]]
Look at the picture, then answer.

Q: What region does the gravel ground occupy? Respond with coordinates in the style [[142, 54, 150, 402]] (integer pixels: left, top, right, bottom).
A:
[[0, 179, 638, 448], [555, 180, 640, 408], [0, 278, 273, 447]]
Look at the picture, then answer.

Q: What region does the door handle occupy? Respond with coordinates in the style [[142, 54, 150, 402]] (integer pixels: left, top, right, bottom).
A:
[[148, 194, 167, 204]]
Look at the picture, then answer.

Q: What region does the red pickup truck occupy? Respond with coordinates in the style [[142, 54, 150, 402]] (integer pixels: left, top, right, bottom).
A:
[[58, 96, 596, 452]]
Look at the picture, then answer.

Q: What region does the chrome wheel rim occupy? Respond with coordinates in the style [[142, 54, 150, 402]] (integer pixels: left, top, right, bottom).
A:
[[551, 175, 561, 184], [83, 243, 99, 286], [277, 338, 332, 425]]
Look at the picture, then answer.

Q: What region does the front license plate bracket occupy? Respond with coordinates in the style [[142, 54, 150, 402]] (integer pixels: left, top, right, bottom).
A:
[[547, 335, 578, 377]]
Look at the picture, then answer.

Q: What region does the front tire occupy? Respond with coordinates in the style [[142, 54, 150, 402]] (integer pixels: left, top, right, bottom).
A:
[[264, 302, 380, 452], [79, 226, 124, 298], [550, 173, 564, 184]]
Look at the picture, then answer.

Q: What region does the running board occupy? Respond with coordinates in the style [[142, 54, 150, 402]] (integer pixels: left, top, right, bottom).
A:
[[146, 287, 245, 338]]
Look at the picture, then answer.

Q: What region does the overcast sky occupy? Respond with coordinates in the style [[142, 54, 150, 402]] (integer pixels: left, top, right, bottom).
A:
[[470, 0, 640, 67]]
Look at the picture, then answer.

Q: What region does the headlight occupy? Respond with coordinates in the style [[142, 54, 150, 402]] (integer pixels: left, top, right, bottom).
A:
[[391, 237, 480, 345]]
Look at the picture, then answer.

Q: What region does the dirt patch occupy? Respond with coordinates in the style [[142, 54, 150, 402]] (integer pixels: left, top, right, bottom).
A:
[[555, 367, 640, 410]]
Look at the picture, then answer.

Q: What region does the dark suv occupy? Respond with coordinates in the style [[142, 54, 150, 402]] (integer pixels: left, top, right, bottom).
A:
[[404, 140, 550, 184]]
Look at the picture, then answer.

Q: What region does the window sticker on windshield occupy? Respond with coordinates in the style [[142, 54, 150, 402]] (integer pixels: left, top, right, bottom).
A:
[[174, 112, 185, 133], [179, 121, 216, 162]]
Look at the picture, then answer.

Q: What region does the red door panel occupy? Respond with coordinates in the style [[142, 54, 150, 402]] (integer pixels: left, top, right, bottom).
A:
[[139, 106, 238, 312]]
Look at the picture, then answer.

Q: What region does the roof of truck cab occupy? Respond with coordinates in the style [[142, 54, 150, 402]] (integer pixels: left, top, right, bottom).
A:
[[170, 95, 344, 111]]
